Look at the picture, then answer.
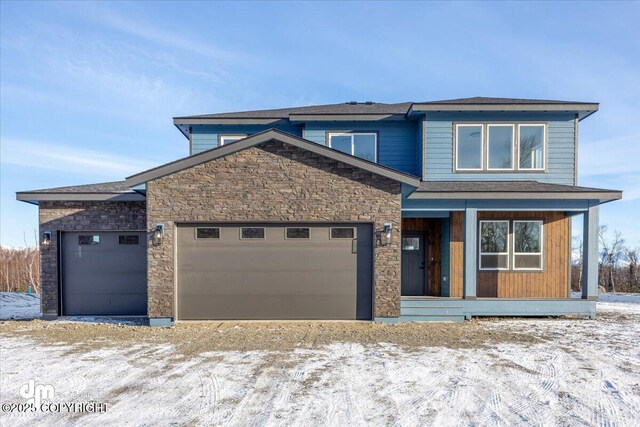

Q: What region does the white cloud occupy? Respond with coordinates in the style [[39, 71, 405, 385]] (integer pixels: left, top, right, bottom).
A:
[[73, 3, 244, 65], [1, 138, 161, 177]]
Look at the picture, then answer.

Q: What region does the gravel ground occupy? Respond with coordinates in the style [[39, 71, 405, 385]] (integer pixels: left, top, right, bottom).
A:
[[0, 317, 541, 354]]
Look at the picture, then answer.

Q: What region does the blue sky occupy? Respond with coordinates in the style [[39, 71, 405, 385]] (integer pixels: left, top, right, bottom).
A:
[[1, 1, 639, 248]]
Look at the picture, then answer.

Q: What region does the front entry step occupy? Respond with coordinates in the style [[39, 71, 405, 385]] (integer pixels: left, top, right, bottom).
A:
[[400, 298, 465, 321], [398, 314, 466, 322], [400, 306, 464, 316]]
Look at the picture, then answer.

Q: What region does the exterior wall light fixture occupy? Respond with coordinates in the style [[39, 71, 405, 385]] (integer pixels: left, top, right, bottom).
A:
[[41, 230, 52, 250], [382, 222, 393, 246], [153, 224, 164, 245]]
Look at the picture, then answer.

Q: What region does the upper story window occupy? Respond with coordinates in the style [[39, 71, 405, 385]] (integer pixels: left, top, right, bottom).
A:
[[219, 134, 247, 146], [518, 125, 545, 170], [327, 132, 377, 163], [455, 124, 483, 170], [455, 123, 546, 172]]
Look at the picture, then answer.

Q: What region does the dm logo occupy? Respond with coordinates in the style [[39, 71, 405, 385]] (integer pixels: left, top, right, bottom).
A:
[[19, 380, 55, 407]]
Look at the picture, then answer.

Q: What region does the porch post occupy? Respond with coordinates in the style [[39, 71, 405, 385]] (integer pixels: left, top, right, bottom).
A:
[[463, 207, 477, 299], [582, 203, 600, 300]]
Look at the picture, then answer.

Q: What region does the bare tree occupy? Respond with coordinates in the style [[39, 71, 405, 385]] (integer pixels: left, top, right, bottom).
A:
[[571, 235, 583, 291], [625, 245, 639, 290], [599, 226, 625, 292], [0, 230, 40, 293]]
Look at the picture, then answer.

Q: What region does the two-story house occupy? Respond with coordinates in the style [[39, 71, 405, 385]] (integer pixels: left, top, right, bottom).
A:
[[17, 97, 621, 325]]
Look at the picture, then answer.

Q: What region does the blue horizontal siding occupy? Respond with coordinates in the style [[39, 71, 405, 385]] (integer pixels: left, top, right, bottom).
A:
[[190, 124, 303, 154], [424, 112, 576, 185], [302, 121, 419, 175]]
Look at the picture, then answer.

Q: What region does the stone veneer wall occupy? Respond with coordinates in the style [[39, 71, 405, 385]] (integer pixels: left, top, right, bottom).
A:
[[38, 201, 147, 316], [146, 140, 402, 319]]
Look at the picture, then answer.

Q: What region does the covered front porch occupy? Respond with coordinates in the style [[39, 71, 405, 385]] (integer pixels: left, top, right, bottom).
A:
[[381, 181, 622, 322]]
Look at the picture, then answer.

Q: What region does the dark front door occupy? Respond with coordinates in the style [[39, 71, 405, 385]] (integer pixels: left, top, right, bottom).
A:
[[401, 232, 426, 296]]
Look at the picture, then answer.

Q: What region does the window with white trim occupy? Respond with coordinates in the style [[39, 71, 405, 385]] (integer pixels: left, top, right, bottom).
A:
[[454, 123, 546, 172], [513, 220, 543, 270], [518, 125, 545, 170], [328, 132, 377, 162], [479, 221, 510, 270], [219, 134, 246, 146]]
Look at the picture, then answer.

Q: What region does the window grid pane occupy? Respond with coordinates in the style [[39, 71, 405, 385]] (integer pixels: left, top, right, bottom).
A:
[[330, 134, 352, 155], [353, 136, 376, 162], [119, 235, 140, 245], [241, 227, 265, 239], [330, 227, 354, 239], [479, 220, 509, 270], [519, 125, 545, 169], [513, 221, 542, 253], [196, 227, 220, 239], [480, 221, 509, 253], [456, 125, 483, 170], [79, 235, 100, 245], [402, 237, 420, 251], [488, 125, 514, 170], [286, 228, 310, 239], [220, 135, 246, 146], [514, 254, 542, 269]]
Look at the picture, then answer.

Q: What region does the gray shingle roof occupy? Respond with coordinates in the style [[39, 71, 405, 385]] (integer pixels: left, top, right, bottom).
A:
[[175, 102, 413, 119], [415, 181, 618, 193], [417, 97, 597, 105], [409, 181, 621, 203], [19, 181, 135, 194], [175, 97, 597, 120]]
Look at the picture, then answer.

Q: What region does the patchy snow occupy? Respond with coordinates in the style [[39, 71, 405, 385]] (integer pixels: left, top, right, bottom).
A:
[[0, 292, 39, 320], [1, 293, 639, 426]]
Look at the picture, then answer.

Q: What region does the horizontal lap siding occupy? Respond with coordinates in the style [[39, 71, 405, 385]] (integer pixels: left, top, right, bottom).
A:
[[191, 124, 303, 154], [424, 112, 576, 185], [303, 121, 419, 176]]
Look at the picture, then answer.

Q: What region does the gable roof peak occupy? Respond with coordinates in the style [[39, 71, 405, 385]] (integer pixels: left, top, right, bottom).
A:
[[125, 129, 421, 188]]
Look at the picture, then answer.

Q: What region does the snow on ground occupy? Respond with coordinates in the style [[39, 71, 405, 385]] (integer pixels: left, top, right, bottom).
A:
[[0, 292, 39, 320], [1, 293, 639, 426]]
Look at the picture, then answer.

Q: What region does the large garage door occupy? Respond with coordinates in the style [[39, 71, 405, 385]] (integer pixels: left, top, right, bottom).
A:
[[62, 231, 147, 316], [176, 223, 373, 320]]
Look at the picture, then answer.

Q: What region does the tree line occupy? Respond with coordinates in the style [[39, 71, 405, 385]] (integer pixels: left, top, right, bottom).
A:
[[571, 225, 639, 293], [0, 233, 40, 293]]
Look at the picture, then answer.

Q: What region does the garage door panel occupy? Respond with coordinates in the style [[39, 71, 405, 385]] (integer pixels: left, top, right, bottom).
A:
[[179, 295, 360, 320], [178, 271, 359, 296], [62, 232, 147, 316], [177, 224, 372, 320], [63, 293, 147, 316]]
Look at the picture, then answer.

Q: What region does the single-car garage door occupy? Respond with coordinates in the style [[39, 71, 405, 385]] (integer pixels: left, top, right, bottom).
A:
[[176, 223, 373, 320], [61, 231, 147, 316]]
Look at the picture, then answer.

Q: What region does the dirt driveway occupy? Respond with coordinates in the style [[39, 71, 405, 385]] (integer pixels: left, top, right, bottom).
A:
[[1, 296, 639, 426]]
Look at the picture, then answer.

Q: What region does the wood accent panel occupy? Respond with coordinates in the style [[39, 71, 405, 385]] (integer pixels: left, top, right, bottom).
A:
[[480, 212, 569, 298], [450, 212, 464, 298], [402, 218, 442, 296]]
